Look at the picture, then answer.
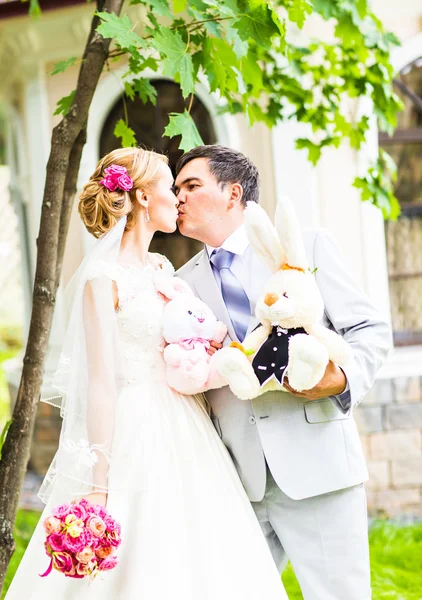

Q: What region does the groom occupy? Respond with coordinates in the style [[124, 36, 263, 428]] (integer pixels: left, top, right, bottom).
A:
[[174, 145, 391, 600]]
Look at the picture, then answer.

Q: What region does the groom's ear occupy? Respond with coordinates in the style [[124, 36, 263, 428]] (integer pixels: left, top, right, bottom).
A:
[[227, 182, 243, 208]]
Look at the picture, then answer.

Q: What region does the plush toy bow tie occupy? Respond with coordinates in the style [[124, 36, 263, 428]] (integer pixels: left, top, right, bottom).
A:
[[179, 337, 211, 351]]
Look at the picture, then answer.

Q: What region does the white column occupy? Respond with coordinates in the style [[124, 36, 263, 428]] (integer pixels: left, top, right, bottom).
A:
[[22, 63, 51, 256], [270, 119, 320, 228]]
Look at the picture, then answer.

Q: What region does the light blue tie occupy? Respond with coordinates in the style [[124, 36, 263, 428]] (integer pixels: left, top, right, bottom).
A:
[[210, 249, 251, 342]]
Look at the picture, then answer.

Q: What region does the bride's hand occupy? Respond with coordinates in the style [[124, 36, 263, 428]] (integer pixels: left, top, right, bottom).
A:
[[74, 492, 108, 508]]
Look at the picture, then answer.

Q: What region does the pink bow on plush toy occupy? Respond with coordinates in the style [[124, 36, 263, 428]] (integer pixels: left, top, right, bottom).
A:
[[179, 338, 211, 351], [154, 276, 228, 395]]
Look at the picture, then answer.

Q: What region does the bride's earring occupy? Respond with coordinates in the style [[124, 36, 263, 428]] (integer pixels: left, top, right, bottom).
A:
[[145, 205, 150, 223]]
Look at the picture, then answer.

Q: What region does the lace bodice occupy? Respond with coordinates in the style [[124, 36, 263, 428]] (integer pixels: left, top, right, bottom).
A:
[[90, 257, 175, 386]]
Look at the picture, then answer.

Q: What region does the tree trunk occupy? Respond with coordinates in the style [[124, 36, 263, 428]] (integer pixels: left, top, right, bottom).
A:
[[0, 0, 125, 590]]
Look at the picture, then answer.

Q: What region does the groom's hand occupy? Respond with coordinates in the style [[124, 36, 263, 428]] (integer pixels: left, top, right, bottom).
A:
[[208, 340, 223, 356], [283, 361, 347, 400]]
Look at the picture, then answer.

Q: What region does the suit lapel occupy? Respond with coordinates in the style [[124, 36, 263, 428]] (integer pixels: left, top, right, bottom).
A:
[[191, 250, 237, 342]]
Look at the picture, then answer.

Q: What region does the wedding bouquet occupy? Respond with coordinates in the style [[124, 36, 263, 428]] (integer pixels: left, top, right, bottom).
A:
[[40, 498, 121, 579]]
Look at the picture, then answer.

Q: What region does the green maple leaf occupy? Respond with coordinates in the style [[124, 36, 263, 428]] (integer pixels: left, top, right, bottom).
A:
[[288, 0, 312, 29], [54, 90, 76, 116], [311, 0, 336, 19], [129, 0, 173, 17], [96, 12, 144, 49], [234, 4, 280, 50], [295, 138, 321, 165], [153, 28, 194, 98], [173, 0, 187, 11], [163, 111, 203, 151], [202, 0, 237, 17], [114, 119, 137, 147], [134, 78, 158, 104], [124, 81, 135, 101], [335, 15, 361, 47], [50, 57, 77, 76]]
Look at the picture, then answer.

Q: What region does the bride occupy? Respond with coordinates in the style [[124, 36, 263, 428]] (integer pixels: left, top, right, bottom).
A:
[[6, 147, 288, 599]]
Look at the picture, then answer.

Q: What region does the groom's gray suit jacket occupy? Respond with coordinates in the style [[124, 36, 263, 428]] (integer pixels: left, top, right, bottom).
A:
[[177, 228, 391, 502]]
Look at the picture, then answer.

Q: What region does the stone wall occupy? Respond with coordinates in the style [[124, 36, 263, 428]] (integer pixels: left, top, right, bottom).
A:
[[356, 375, 422, 517]]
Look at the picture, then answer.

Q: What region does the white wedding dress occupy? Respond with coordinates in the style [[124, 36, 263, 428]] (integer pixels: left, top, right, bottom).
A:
[[6, 258, 287, 600]]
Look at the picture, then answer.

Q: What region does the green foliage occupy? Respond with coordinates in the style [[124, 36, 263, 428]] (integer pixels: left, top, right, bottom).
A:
[[21, 0, 41, 18], [353, 148, 400, 219], [50, 57, 77, 76], [114, 119, 138, 147], [53, 90, 76, 117], [163, 111, 204, 151], [153, 27, 195, 98], [96, 12, 145, 49], [125, 78, 158, 104], [49, 0, 403, 217]]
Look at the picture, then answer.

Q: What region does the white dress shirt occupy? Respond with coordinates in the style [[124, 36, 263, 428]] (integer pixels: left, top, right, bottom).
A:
[[206, 225, 272, 315]]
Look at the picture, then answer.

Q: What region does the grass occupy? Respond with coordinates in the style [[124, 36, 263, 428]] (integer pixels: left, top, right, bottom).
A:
[[1, 510, 41, 599], [280, 520, 422, 599], [369, 520, 422, 599], [1, 515, 421, 598]]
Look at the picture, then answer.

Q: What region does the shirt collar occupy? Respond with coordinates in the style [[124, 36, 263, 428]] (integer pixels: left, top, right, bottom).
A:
[[206, 224, 249, 258]]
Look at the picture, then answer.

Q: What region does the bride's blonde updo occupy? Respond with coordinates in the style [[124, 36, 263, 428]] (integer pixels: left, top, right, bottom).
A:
[[78, 147, 168, 238]]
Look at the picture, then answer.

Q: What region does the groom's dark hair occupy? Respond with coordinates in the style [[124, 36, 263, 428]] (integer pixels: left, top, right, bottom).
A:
[[175, 145, 260, 206]]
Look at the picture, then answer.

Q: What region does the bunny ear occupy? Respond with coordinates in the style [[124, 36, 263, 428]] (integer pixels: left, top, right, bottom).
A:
[[244, 202, 285, 273], [274, 196, 308, 271], [155, 276, 194, 300]]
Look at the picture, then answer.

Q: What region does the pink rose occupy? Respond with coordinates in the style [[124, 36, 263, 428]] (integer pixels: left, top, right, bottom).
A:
[[105, 517, 117, 533], [100, 164, 133, 192], [52, 504, 71, 519], [43, 516, 62, 535], [78, 498, 96, 515], [47, 533, 65, 552], [116, 173, 133, 191], [87, 516, 106, 538], [106, 522, 121, 547], [98, 556, 118, 571], [76, 546, 95, 564], [106, 164, 126, 175], [63, 532, 85, 553], [69, 503, 87, 522]]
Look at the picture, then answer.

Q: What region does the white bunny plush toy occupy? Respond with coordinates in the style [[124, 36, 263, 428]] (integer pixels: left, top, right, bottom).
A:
[[213, 196, 353, 401], [154, 276, 227, 396]]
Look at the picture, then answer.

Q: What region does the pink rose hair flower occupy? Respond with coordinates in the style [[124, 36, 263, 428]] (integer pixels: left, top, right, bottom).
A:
[[40, 499, 122, 581], [100, 164, 134, 192]]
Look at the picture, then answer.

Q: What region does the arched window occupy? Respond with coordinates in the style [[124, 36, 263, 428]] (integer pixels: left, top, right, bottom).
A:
[[380, 58, 422, 346], [100, 79, 217, 269]]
